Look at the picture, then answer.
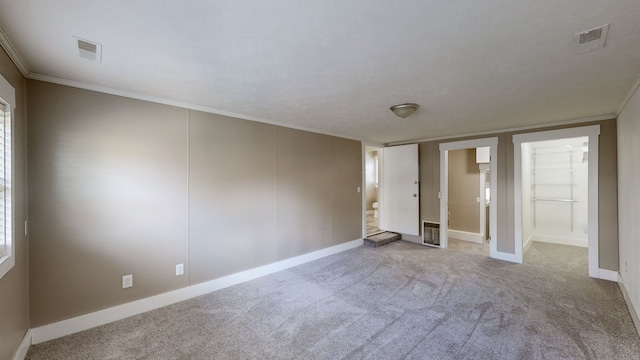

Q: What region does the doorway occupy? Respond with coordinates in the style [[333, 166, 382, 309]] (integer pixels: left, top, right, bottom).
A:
[[444, 148, 490, 256], [365, 146, 382, 235], [439, 138, 498, 259], [513, 125, 600, 277]]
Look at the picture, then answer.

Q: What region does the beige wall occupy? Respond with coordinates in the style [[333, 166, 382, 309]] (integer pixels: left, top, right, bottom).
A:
[[28, 81, 190, 326], [0, 49, 29, 360], [418, 119, 618, 269], [188, 111, 277, 283], [617, 85, 640, 323], [447, 149, 480, 233], [27, 80, 362, 327]]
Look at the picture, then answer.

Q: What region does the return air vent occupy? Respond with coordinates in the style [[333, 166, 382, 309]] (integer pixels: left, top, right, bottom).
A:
[[574, 24, 609, 54], [74, 36, 102, 62]]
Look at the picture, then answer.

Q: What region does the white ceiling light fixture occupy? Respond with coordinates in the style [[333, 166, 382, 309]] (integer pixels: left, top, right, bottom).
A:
[[390, 103, 419, 119]]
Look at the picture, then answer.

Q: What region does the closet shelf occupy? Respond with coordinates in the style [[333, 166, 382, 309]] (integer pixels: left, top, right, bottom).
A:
[[532, 168, 574, 172], [532, 198, 578, 203], [532, 151, 573, 156], [532, 183, 573, 186]]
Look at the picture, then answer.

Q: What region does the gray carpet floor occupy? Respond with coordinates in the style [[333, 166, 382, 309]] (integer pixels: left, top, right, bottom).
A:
[[26, 241, 640, 359]]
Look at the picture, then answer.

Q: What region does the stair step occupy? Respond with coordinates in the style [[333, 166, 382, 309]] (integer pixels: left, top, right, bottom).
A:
[[363, 232, 402, 248]]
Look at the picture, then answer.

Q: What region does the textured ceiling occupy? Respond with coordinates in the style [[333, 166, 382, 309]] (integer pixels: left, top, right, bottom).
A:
[[1, 1, 639, 143]]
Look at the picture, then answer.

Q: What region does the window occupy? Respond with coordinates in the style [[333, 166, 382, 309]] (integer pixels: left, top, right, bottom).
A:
[[0, 73, 14, 279]]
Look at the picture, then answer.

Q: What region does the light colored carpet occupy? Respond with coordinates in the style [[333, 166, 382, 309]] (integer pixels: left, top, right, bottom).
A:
[[26, 241, 640, 359], [447, 238, 490, 257]]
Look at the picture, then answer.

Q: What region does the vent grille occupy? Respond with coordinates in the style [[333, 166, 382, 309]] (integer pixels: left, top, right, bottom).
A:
[[579, 28, 602, 44], [77, 39, 97, 53], [73, 36, 102, 62], [574, 24, 609, 54]]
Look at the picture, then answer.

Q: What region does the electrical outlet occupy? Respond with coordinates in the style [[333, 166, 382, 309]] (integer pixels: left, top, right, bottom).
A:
[[122, 274, 133, 289], [176, 263, 184, 276], [625, 262, 628, 273]]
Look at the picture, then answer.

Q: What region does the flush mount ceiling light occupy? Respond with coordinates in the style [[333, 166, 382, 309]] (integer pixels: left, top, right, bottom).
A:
[[390, 103, 419, 119]]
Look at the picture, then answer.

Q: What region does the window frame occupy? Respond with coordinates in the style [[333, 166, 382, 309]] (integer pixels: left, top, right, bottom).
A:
[[0, 73, 15, 280]]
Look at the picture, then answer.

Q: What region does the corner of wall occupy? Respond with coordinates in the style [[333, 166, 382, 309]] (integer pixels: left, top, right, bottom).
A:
[[618, 274, 640, 337]]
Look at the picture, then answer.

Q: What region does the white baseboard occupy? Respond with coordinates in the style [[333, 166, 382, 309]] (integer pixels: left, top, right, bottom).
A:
[[12, 329, 31, 360], [532, 234, 588, 248], [597, 268, 619, 282], [30, 238, 362, 344], [448, 229, 483, 244], [618, 274, 640, 337], [523, 235, 534, 255]]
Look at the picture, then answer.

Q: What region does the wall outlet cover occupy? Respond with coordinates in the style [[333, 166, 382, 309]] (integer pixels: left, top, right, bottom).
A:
[[122, 274, 133, 289], [176, 263, 184, 276]]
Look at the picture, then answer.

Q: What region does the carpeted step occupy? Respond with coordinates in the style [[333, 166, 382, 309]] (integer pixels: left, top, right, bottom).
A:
[[363, 232, 402, 248]]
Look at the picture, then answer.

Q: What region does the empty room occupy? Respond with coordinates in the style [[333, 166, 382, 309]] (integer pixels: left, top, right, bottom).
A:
[[1, 1, 640, 359]]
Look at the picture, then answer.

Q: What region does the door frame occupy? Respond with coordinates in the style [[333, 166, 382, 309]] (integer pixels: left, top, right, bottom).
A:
[[439, 137, 498, 258], [513, 125, 600, 276]]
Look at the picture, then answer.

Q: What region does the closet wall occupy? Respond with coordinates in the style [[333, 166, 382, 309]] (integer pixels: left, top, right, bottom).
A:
[[523, 138, 589, 248]]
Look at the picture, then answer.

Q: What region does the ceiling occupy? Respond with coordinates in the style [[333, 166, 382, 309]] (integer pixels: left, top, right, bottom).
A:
[[1, 1, 639, 144]]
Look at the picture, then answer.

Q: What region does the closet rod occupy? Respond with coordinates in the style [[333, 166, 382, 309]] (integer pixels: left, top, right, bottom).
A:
[[532, 198, 578, 202]]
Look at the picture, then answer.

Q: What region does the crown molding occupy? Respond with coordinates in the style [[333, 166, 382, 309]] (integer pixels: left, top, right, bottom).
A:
[[0, 25, 29, 76], [387, 114, 616, 146], [618, 73, 640, 115], [27, 72, 375, 144]]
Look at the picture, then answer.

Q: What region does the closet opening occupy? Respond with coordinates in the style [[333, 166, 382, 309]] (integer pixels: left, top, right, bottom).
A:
[[513, 125, 600, 277]]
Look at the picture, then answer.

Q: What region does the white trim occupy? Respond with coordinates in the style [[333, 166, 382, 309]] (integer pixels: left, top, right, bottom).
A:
[[11, 330, 31, 360], [531, 235, 588, 248], [364, 144, 384, 237], [617, 74, 640, 116], [523, 235, 534, 255], [597, 268, 618, 282], [512, 126, 600, 144], [27, 73, 375, 144], [361, 143, 367, 238], [389, 115, 614, 146], [478, 163, 489, 243], [619, 274, 640, 337], [0, 74, 15, 108], [31, 238, 362, 344], [512, 125, 600, 275], [361, 139, 386, 147], [439, 137, 498, 260], [0, 26, 29, 76], [448, 229, 484, 244], [439, 138, 498, 152], [0, 73, 15, 279]]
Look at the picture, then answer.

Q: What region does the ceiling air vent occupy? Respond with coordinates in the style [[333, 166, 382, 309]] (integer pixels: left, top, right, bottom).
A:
[[574, 24, 609, 54], [74, 37, 102, 62]]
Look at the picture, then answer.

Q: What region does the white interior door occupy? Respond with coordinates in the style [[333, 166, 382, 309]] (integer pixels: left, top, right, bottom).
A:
[[382, 144, 419, 235]]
